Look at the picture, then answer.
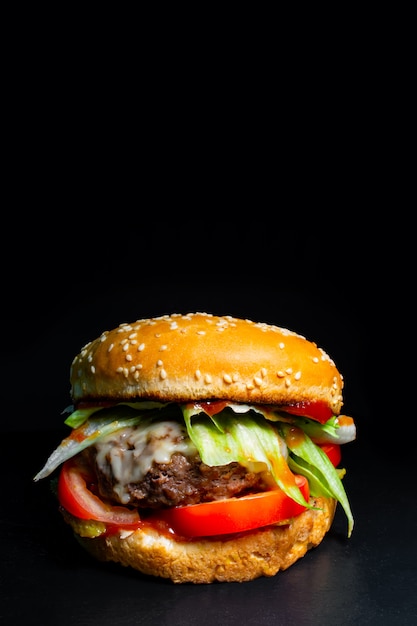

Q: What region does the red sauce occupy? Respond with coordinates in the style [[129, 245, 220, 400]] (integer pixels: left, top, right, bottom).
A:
[[337, 415, 354, 427], [193, 400, 229, 417], [285, 426, 305, 447], [104, 514, 287, 543], [281, 401, 333, 424], [76, 400, 117, 409], [103, 515, 195, 542], [68, 426, 88, 443]]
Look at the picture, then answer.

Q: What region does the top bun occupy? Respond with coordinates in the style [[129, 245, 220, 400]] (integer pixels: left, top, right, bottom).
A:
[[70, 312, 344, 414]]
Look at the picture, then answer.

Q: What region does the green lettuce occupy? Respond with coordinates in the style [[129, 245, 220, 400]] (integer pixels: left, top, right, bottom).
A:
[[182, 405, 311, 508], [34, 404, 164, 481], [278, 422, 354, 537]]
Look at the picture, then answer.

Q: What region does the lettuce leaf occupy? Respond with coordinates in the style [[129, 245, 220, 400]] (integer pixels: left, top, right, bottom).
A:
[[64, 401, 167, 429], [181, 405, 311, 508], [33, 405, 162, 481], [278, 422, 354, 537]]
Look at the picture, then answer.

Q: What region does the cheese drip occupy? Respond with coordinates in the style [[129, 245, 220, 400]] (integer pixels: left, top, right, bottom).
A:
[[94, 420, 197, 504]]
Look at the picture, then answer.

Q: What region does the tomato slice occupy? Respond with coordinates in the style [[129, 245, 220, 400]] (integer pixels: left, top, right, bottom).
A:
[[57, 457, 141, 527], [320, 443, 342, 467], [156, 474, 309, 538]]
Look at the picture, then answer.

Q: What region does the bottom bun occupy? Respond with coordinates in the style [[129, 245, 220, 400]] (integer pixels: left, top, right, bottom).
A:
[[73, 496, 336, 584]]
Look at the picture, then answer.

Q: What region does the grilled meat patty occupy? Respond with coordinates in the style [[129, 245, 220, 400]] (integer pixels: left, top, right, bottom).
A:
[[85, 447, 266, 509]]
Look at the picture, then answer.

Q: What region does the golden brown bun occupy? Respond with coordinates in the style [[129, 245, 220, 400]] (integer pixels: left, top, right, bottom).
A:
[[71, 312, 344, 414], [73, 496, 336, 584]]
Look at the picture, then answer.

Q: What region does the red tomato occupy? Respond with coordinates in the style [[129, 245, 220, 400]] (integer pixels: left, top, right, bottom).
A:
[[156, 474, 309, 538], [320, 443, 342, 467], [57, 458, 141, 527]]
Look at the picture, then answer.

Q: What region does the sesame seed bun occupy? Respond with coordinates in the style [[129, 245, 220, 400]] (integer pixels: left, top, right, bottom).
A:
[[73, 495, 337, 584], [71, 312, 344, 414]]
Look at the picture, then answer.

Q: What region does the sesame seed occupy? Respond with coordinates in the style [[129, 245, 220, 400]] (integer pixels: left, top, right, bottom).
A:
[[134, 371, 140, 380], [195, 370, 201, 380], [223, 374, 232, 384], [157, 360, 163, 367], [138, 343, 145, 352], [128, 333, 137, 340], [91, 365, 95, 374], [232, 374, 239, 382], [261, 368, 267, 377], [204, 374, 212, 384], [254, 376, 263, 387], [159, 345, 167, 351], [197, 330, 206, 335], [160, 369, 167, 380], [279, 342, 285, 349], [285, 378, 291, 387], [116, 367, 124, 373], [313, 357, 319, 363], [121, 339, 128, 346], [294, 371, 301, 380], [125, 354, 132, 362], [123, 344, 129, 352], [277, 371, 285, 378], [285, 368, 292, 374], [108, 343, 114, 352]]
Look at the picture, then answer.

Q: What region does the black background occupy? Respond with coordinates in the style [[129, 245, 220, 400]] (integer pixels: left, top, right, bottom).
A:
[[1, 222, 415, 626], [3, 18, 414, 620]]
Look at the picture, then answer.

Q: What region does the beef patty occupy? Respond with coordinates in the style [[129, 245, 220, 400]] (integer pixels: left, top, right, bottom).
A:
[[85, 448, 266, 509]]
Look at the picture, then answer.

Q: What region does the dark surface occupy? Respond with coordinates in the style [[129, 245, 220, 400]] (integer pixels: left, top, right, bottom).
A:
[[2, 236, 415, 626]]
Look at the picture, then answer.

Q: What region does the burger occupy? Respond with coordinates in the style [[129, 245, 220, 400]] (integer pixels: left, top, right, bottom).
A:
[[34, 312, 356, 584]]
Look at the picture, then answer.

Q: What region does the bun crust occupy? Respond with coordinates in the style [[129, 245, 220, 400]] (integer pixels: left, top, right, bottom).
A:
[[74, 496, 336, 584], [71, 312, 344, 414]]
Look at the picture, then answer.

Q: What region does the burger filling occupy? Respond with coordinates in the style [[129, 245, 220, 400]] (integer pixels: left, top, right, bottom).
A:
[[34, 400, 356, 537], [82, 420, 267, 508]]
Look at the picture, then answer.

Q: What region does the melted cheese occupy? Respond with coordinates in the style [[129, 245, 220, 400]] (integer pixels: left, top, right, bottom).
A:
[[94, 420, 197, 504]]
